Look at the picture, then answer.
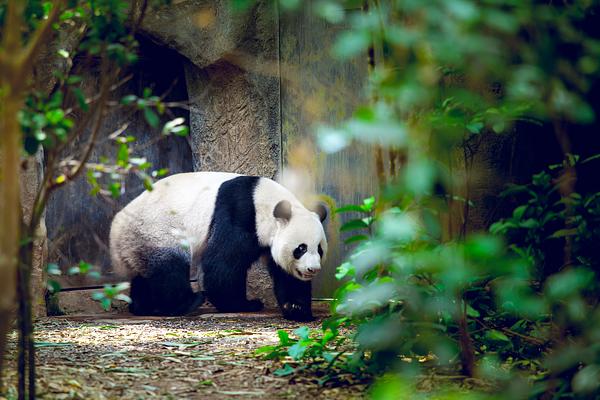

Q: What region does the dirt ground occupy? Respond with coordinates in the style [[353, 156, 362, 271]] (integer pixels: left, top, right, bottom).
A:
[[2, 308, 368, 400]]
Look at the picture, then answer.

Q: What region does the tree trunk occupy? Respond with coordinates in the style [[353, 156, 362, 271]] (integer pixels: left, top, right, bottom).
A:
[[0, 88, 23, 389], [457, 300, 476, 377]]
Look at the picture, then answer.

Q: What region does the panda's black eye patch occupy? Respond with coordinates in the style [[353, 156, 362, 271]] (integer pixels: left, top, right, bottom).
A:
[[293, 243, 307, 259], [318, 244, 323, 258]]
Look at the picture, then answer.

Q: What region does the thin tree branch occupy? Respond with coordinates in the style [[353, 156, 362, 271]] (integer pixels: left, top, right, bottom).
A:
[[48, 57, 118, 192], [19, 0, 66, 80], [132, 0, 149, 34]]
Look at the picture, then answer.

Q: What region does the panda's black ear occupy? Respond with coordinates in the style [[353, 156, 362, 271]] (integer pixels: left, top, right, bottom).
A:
[[273, 200, 292, 222], [314, 203, 328, 223]]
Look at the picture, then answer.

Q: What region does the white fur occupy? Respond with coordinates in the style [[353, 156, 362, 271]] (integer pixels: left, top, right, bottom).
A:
[[110, 172, 327, 282], [254, 178, 328, 280]]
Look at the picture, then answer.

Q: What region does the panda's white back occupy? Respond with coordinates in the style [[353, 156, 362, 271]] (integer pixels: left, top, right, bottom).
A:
[[110, 171, 240, 277]]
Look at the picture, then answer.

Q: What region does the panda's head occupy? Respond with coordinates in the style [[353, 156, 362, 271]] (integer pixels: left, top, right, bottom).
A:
[[271, 200, 328, 281]]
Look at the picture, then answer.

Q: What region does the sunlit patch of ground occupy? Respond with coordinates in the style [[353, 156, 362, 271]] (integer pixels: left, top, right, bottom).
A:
[[2, 312, 368, 399]]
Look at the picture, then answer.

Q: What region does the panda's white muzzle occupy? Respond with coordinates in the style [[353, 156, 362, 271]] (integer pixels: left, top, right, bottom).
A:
[[298, 253, 322, 280]]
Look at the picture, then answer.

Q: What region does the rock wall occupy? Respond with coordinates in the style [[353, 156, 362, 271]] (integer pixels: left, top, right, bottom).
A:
[[179, 0, 281, 306]]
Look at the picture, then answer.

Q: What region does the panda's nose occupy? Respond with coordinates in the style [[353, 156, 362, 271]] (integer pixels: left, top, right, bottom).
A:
[[307, 265, 321, 274]]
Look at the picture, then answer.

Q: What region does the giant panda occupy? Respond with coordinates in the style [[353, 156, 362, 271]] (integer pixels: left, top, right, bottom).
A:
[[109, 172, 328, 321]]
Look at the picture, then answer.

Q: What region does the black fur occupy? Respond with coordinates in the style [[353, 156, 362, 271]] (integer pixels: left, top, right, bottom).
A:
[[129, 247, 204, 316], [267, 257, 314, 321], [201, 176, 265, 312]]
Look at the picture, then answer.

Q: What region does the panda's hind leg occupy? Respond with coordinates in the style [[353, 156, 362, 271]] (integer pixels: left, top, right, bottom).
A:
[[129, 247, 203, 316]]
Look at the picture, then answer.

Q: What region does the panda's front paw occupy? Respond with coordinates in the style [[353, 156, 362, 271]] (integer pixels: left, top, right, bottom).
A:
[[245, 298, 264, 312], [282, 302, 314, 322]]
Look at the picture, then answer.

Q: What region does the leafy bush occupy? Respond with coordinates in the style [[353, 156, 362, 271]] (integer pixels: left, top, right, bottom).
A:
[[256, 0, 600, 397], [261, 153, 600, 397]]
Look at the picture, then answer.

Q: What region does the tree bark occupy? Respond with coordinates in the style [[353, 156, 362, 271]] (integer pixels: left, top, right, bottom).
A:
[[0, 0, 63, 389], [457, 300, 475, 377], [0, 73, 24, 393]]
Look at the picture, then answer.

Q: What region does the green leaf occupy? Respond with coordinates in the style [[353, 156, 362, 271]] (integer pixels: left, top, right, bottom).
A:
[[335, 204, 367, 214], [466, 121, 484, 134], [315, 1, 344, 24], [109, 182, 121, 198], [486, 330, 510, 342], [293, 326, 310, 340], [142, 177, 153, 192], [277, 330, 290, 345], [573, 365, 600, 394], [67, 266, 80, 275], [78, 261, 91, 274], [114, 294, 132, 303], [152, 168, 169, 178], [362, 197, 375, 211], [144, 108, 160, 128], [66, 75, 82, 85], [91, 292, 104, 301], [114, 282, 131, 292], [344, 234, 369, 245], [492, 120, 506, 133], [512, 205, 527, 220], [88, 271, 101, 280], [273, 364, 295, 377], [548, 228, 578, 239], [47, 280, 61, 293], [121, 95, 137, 105], [335, 262, 354, 280], [162, 117, 186, 135], [100, 298, 112, 311], [254, 345, 277, 355], [117, 143, 129, 165], [317, 125, 349, 153], [340, 219, 369, 232], [332, 30, 371, 59], [466, 304, 480, 318], [546, 268, 594, 299], [288, 342, 307, 360], [171, 125, 189, 137], [45, 109, 65, 125], [47, 263, 61, 276], [73, 88, 89, 111], [519, 219, 539, 229]]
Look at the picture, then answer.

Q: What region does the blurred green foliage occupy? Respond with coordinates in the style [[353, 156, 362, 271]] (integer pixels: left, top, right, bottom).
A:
[[4, 0, 185, 200], [258, 0, 600, 398]]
